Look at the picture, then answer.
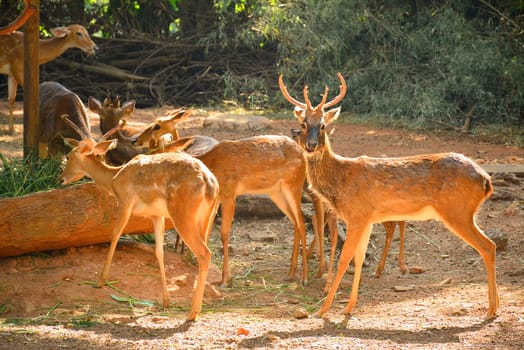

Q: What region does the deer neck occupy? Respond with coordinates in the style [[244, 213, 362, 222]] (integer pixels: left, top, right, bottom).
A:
[[38, 36, 70, 64], [304, 136, 342, 204], [82, 155, 121, 191]]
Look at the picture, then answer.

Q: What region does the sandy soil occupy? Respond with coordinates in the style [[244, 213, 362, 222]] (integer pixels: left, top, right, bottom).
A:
[[0, 100, 523, 349]]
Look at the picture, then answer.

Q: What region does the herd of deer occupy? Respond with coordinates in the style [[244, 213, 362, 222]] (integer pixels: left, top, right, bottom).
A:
[[1, 25, 498, 322]]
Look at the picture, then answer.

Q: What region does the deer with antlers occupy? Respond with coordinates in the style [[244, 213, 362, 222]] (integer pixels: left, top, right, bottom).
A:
[[279, 73, 498, 319], [136, 133, 310, 287], [0, 24, 98, 134], [58, 116, 219, 321], [291, 128, 408, 286]]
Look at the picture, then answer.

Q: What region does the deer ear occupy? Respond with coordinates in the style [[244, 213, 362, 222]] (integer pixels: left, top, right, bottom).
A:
[[88, 97, 103, 113], [166, 108, 190, 122], [50, 26, 69, 38], [63, 138, 79, 148], [93, 139, 117, 156], [324, 107, 341, 125], [293, 106, 305, 122], [122, 100, 136, 116], [290, 128, 301, 140], [77, 139, 96, 155]]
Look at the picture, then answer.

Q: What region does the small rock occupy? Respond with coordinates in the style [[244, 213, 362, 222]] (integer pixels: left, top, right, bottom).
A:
[[247, 230, 276, 242], [487, 230, 508, 251], [393, 285, 414, 292], [408, 266, 424, 274], [293, 309, 309, 319], [173, 275, 188, 286]]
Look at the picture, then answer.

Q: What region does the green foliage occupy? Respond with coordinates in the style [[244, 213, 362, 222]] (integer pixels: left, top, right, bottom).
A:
[[272, 1, 523, 131], [31, 1, 524, 136], [0, 154, 64, 198]]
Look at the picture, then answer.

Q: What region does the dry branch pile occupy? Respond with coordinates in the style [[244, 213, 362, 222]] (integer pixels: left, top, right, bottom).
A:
[[36, 35, 276, 108]]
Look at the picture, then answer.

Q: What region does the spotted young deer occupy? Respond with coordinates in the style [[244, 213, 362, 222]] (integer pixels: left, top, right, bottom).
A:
[[0, 24, 98, 134], [38, 81, 91, 158], [279, 73, 498, 319], [58, 117, 219, 321], [138, 135, 310, 287]]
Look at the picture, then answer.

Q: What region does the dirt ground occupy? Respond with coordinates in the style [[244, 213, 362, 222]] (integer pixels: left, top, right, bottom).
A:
[[1, 100, 523, 349]]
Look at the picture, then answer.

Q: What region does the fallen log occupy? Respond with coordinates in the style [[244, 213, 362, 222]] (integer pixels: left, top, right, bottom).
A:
[[0, 182, 173, 258], [0, 183, 288, 258]]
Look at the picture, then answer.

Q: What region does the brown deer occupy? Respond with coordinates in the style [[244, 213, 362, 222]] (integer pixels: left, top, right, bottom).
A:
[[133, 108, 219, 157], [58, 116, 220, 321], [38, 81, 91, 158], [279, 73, 498, 319], [87, 95, 143, 164], [291, 128, 408, 284], [137, 134, 310, 287], [0, 24, 98, 134]]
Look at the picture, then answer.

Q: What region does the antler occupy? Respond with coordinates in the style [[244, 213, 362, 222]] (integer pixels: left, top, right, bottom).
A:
[[101, 120, 125, 141], [61, 114, 89, 139], [320, 72, 347, 110], [279, 73, 347, 111], [279, 74, 307, 109]]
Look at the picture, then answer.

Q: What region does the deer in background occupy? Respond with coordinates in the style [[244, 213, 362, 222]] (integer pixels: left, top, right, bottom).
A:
[[136, 134, 310, 288], [88, 95, 143, 164], [133, 109, 219, 157], [280, 73, 498, 319], [59, 116, 219, 321], [38, 81, 91, 158], [0, 24, 98, 134]]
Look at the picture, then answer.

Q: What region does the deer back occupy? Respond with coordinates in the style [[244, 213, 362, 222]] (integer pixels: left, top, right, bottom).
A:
[[39, 81, 91, 156], [113, 152, 219, 208], [196, 135, 306, 195]]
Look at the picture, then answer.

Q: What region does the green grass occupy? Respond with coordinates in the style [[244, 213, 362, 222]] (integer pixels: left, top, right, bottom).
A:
[[0, 154, 64, 198]]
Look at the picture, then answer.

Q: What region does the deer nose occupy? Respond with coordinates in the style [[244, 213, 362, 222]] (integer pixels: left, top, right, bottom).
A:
[[305, 140, 318, 152]]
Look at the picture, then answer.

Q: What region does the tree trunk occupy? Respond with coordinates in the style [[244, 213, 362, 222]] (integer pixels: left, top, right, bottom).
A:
[[0, 183, 174, 257]]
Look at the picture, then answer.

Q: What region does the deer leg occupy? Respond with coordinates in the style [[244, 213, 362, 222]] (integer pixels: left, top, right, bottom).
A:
[[397, 221, 407, 274], [310, 197, 326, 277], [170, 213, 213, 321], [151, 216, 170, 308], [440, 213, 499, 319], [218, 198, 235, 287], [7, 76, 18, 134], [308, 196, 324, 258], [343, 225, 372, 315], [324, 211, 338, 292], [97, 204, 133, 288], [269, 191, 308, 284], [315, 222, 372, 318], [374, 221, 396, 278]]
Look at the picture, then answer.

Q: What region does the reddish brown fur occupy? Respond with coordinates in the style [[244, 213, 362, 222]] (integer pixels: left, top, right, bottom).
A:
[[0, 24, 97, 134], [150, 135, 310, 287], [134, 109, 219, 157], [291, 129, 407, 287], [38, 82, 91, 158], [280, 73, 498, 320], [59, 132, 219, 321]]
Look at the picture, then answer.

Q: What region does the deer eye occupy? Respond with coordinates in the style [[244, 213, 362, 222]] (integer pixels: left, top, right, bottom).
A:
[[301, 123, 306, 130], [76, 32, 83, 38], [320, 123, 326, 131], [153, 124, 161, 130]]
